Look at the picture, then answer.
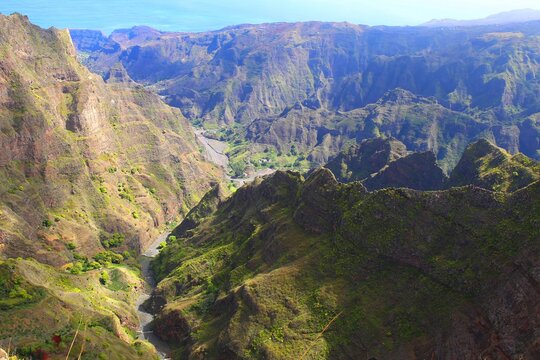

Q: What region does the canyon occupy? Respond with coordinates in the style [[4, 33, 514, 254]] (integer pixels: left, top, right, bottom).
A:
[[0, 10, 538, 360]]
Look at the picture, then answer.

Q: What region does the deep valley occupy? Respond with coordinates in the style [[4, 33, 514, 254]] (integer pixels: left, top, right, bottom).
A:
[[0, 8, 538, 360]]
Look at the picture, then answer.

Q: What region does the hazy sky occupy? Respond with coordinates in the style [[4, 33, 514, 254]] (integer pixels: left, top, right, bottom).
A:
[[0, 0, 539, 33]]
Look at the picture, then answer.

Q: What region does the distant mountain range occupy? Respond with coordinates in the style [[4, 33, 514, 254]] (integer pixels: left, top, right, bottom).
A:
[[71, 18, 540, 175], [1, 12, 539, 360], [422, 9, 540, 27]]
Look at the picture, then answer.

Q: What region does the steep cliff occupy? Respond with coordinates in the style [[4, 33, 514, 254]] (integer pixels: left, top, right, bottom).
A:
[[324, 137, 408, 182], [0, 13, 223, 359], [0, 14, 221, 266]]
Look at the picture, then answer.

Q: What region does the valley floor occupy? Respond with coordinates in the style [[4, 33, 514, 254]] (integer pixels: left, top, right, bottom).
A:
[[195, 129, 276, 186], [137, 234, 172, 359]]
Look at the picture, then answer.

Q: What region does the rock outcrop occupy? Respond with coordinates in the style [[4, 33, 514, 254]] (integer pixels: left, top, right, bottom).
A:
[[363, 151, 448, 191], [325, 137, 408, 182]]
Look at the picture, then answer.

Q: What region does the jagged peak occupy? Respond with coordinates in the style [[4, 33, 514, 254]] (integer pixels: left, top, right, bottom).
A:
[[304, 167, 339, 188], [364, 150, 448, 191], [463, 138, 508, 158], [0, 12, 30, 22], [377, 88, 417, 104], [376, 88, 437, 106], [449, 138, 539, 192]]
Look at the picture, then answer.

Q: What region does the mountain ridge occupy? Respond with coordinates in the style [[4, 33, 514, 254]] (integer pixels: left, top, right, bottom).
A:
[[71, 20, 540, 175], [0, 13, 222, 265], [149, 151, 540, 358]]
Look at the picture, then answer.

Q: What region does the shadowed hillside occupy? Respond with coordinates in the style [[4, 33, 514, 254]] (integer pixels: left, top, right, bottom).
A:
[[149, 147, 539, 359]]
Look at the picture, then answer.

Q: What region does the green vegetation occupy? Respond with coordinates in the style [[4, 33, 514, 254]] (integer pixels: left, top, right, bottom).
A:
[[99, 270, 110, 285], [0, 261, 45, 310], [41, 219, 53, 228], [101, 233, 125, 249], [117, 182, 135, 202], [449, 139, 540, 192], [68, 250, 127, 275], [0, 258, 157, 359], [150, 163, 539, 358]]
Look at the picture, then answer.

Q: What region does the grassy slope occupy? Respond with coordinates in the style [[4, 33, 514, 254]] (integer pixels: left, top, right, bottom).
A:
[[449, 139, 540, 192], [0, 258, 157, 359], [152, 165, 539, 359]]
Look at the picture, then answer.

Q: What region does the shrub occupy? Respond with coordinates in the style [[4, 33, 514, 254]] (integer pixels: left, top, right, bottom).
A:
[[69, 262, 83, 275], [9, 286, 31, 299], [99, 271, 109, 285], [94, 251, 124, 266], [230, 161, 246, 178], [101, 233, 124, 248], [42, 219, 53, 228], [87, 261, 102, 270], [119, 191, 134, 202], [66, 242, 76, 251], [290, 144, 298, 156]]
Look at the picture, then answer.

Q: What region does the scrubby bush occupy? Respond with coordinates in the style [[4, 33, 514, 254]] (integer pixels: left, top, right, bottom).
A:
[[101, 233, 125, 248], [42, 219, 53, 228], [230, 161, 246, 178], [93, 251, 124, 266], [99, 271, 109, 285], [69, 262, 84, 275]]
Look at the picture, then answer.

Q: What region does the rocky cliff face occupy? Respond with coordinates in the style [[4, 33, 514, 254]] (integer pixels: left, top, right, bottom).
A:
[[150, 159, 539, 359], [0, 14, 221, 266], [71, 22, 540, 168]]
